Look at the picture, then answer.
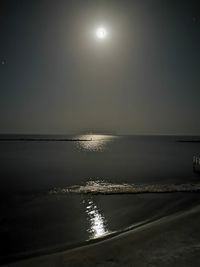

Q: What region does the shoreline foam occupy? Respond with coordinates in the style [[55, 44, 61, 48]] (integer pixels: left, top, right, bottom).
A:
[[49, 181, 200, 195]]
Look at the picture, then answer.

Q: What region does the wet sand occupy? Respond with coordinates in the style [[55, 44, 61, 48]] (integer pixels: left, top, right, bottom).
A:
[[3, 194, 200, 267]]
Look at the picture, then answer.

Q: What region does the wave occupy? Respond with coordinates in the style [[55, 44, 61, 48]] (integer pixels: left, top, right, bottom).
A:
[[49, 180, 200, 195]]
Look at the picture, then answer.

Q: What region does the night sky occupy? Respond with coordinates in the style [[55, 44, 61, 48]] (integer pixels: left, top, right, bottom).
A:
[[0, 0, 199, 135]]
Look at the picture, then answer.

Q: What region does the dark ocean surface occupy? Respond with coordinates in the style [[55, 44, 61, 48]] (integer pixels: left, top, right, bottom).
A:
[[0, 134, 200, 263]]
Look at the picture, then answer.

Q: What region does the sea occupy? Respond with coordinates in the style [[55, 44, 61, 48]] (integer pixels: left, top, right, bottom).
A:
[[0, 134, 200, 263]]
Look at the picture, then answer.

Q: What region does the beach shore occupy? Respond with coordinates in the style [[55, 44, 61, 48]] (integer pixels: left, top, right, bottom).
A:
[[3, 196, 200, 267]]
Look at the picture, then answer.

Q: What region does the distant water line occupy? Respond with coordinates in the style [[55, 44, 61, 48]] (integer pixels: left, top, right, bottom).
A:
[[0, 138, 91, 142]]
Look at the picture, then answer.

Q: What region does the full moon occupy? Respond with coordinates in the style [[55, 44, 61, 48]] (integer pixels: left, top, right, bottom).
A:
[[95, 27, 107, 40]]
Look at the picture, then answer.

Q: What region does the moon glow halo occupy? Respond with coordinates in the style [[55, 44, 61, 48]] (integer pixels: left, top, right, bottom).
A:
[[95, 27, 107, 40]]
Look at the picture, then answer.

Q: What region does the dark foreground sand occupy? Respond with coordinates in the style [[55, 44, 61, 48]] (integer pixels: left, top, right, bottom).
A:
[[4, 199, 200, 267]]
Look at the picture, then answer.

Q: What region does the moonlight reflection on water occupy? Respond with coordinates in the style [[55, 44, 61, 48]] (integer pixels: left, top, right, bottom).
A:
[[76, 134, 114, 152], [84, 197, 109, 239]]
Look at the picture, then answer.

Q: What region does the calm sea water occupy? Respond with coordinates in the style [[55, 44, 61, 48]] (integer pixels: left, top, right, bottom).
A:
[[0, 134, 200, 262], [1, 134, 200, 194]]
